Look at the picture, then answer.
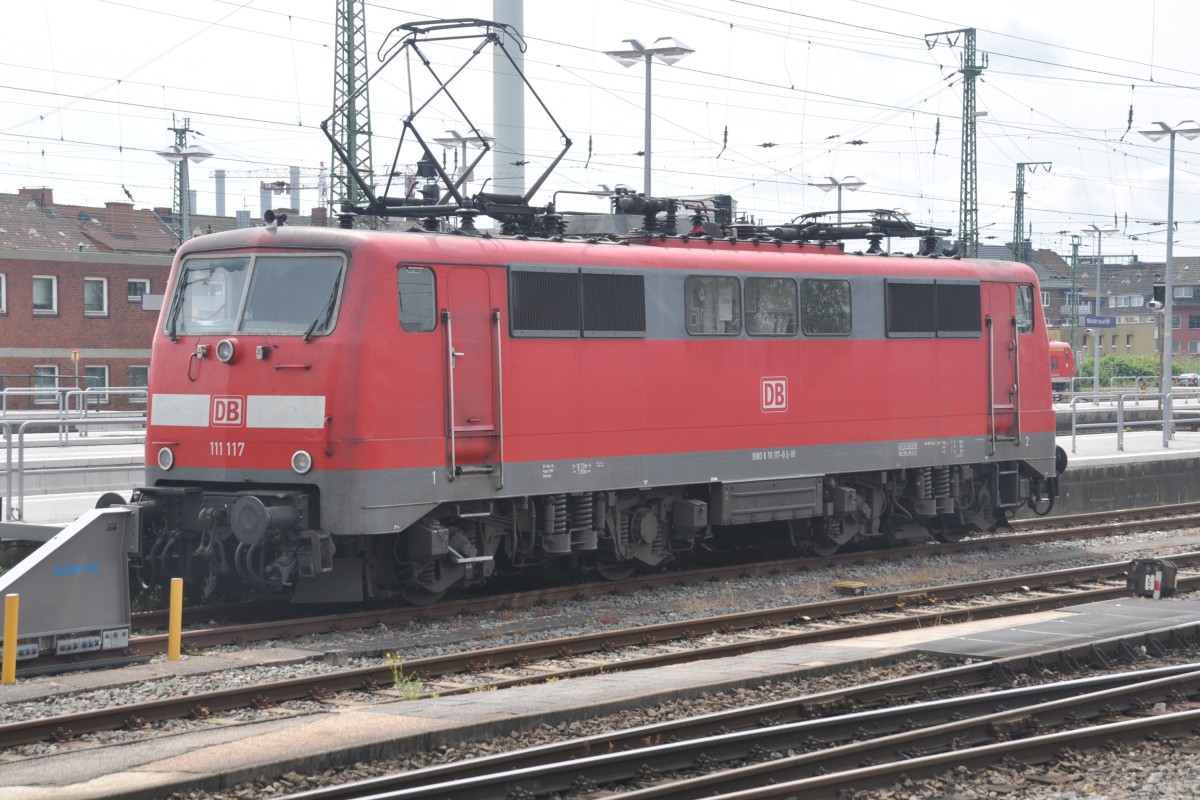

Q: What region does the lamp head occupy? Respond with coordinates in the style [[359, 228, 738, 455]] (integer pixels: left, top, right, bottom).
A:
[[1140, 121, 1200, 142], [646, 37, 694, 65]]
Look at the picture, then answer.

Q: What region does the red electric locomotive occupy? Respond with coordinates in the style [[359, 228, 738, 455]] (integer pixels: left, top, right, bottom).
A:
[[131, 17, 1063, 603], [1049, 339, 1076, 397], [136, 223, 1064, 603]]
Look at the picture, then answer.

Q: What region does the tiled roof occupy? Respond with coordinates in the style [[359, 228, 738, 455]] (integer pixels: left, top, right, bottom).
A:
[[0, 193, 175, 254], [1031, 249, 1071, 277], [0, 190, 329, 254]]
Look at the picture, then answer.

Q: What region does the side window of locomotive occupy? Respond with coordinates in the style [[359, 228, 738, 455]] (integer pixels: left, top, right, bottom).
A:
[[240, 255, 344, 335], [1016, 285, 1035, 334], [800, 279, 851, 336], [745, 277, 797, 336], [397, 267, 437, 332], [685, 275, 741, 335], [167, 256, 250, 337]]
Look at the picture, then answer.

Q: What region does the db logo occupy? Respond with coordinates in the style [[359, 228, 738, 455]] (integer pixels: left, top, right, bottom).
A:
[[761, 377, 787, 413], [211, 395, 246, 427]]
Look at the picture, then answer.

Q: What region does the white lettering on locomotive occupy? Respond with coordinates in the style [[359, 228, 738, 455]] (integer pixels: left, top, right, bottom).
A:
[[761, 377, 787, 412], [210, 395, 246, 427]]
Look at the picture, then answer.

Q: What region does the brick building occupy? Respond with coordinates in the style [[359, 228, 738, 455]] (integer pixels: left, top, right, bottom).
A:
[[1, 187, 331, 411], [0, 188, 177, 410]]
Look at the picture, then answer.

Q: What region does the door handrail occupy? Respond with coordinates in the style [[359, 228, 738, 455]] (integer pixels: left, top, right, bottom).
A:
[[492, 308, 505, 490]]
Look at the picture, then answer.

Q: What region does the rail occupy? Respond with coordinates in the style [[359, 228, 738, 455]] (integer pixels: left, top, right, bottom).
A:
[[2, 416, 146, 522]]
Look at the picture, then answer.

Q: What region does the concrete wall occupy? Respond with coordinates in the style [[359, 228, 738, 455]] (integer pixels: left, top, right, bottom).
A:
[[1049, 456, 1200, 516]]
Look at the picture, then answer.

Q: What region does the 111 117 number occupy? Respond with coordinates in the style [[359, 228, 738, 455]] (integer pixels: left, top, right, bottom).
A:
[[210, 441, 246, 457]]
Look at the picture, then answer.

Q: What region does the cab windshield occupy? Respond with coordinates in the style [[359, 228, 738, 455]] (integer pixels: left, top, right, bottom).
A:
[[166, 254, 344, 338]]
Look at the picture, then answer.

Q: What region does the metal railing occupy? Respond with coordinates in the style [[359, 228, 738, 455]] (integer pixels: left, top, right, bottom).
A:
[[1069, 390, 1200, 453], [2, 416, 146, 522], [1, 386, 147, 444]]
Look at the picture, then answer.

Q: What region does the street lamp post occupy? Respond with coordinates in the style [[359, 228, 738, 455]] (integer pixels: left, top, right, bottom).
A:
[[1069, 234, 1081, 354], [433, 129, 494, 189], [808, 177, 866, 225], [1140, 120, 1200, 446], [157, 119, 212, 243], [604, 37, 695, 197], [1082, 223, 1117, 397]]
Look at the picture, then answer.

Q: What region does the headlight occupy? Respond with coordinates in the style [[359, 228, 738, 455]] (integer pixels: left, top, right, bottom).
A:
[[157, 447, 175, 470], [216, 338, 237, 363], [291, 450, 313, 474]]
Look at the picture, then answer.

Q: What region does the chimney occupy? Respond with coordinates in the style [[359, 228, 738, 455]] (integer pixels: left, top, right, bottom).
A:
[[311, 207, 328, 227], [19, 187, 53, 207], [215, 169, 226, 217], [104, 201, 134, 235]]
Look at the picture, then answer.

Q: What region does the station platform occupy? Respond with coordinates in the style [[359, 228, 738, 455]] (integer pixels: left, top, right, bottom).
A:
[[2, 594, 1199, 799]]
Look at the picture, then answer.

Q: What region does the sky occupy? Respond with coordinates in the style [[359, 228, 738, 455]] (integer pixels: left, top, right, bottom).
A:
[[2, 0, 1200, 262]]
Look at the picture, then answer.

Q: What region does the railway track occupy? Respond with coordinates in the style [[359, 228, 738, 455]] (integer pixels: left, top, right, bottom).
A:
[[3, 552, 1199, 753], [275, 658, 1200, 799], [117, 500, 1200, 654]]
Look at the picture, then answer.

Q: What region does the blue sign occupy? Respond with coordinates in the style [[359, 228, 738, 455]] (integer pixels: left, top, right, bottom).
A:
[[1083, 315, 1116, 328]]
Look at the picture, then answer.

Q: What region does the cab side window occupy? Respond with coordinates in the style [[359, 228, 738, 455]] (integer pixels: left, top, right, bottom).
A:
[[398, 266, 437, 332], [1016, 285, 1034, 334]]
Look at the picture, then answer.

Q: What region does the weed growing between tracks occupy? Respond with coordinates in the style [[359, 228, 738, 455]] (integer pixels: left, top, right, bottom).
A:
[[385, 653, 426, 700]]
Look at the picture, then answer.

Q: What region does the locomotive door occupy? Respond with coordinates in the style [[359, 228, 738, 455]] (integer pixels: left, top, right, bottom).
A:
[[985, 283, 1019, 447], [443, 267, 503, 484]]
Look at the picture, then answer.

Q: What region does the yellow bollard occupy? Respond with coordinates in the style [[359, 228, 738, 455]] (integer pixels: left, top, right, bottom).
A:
[[168, 578, 183, 662], [2, 593, 18, 684]]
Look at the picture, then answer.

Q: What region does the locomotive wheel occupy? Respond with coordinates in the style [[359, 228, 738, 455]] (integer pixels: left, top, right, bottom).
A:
[[401, 586, 448, 606], [809, 536, 842, 557], [595, 558, 639, 581], [931, 523, 969, 544]]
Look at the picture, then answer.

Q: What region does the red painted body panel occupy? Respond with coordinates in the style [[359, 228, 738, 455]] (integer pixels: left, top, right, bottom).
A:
[[147, 228, 1054, 476], [1049, 340, 1076, 383]]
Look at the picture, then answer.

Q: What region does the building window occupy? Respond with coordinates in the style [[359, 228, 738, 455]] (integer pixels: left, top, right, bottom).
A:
[[83, 365, 109, 404], [33, 275, 57, 314], [1190, 341, 1200, 355], [0, 273, 6, 313], [1111, 335, 1118, 351], [685, 275, 741, 336], [127, 279, 151, 301], [1173, 339, 1182, 354], [84, 277, 108, 315], [1173, 315, 1181, 330], [1040, 290, 1049, 307], [128, 365, 149, 403], [33, 365, 58, 404], [1189, 316, 1200, 330], [745, 277, 797, 336], [1126, 334, 1133, 352], [1175, 286, 1192, 299]]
